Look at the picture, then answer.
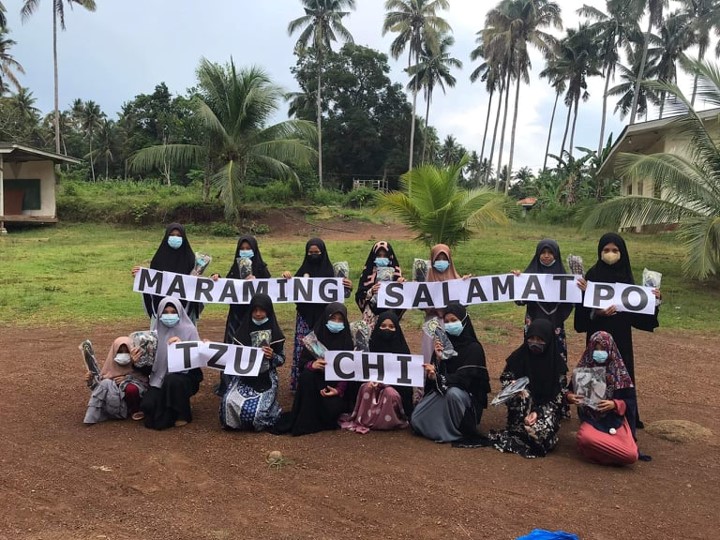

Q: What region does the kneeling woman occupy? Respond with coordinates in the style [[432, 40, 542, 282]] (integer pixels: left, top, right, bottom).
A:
[[141, 298, 204, 430], [339, 311, 413, 433], [411, 302, 490, 442], [274, 303, 355, 436], [220, 294, 285, 431], [567, 331, 639, 466], [84, 337, 150, 424], [488, 319, 567, 458]]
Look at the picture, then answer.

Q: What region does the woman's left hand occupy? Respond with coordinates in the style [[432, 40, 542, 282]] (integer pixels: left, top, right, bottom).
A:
[[320, 386, 339, 398], [342, 278, 353, 290], [596, 400, 616, 412], [130, 347, 142, 364], [462, 273, 472, 280], [168, 336, 182, 345], [113, 375, 126, 384], [524, 412, 538, 426], [262, 345, 273, 359], [652, 288, 662, 300], [576, 277, 587, 291]]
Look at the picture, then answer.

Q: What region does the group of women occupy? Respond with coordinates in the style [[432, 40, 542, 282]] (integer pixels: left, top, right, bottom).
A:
[[83, 223, 661, 467]]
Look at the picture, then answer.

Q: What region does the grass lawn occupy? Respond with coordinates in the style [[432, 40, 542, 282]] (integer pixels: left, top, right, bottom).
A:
[[2, 221, 718, 336]]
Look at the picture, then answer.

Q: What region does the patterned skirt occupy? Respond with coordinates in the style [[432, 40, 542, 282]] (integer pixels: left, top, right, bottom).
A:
[[290, 314, 311, 391], [219, 371, 282, 431]]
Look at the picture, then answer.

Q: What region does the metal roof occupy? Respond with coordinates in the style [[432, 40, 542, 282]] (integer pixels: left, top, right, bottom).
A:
[[0, 143, 81, 165]]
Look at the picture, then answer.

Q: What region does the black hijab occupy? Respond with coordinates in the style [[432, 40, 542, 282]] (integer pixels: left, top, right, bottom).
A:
[[232, 293, 285, 355], [444, 302, 480, 348], [295, 238, 335, 327], [368, 311, 410, 354], [586, 232, 635, 284], [355, 241, 402, 309], [143, 223, 196, 318], [312, 302, 354, 351], [524, 239, 567, 275], [226, 235, 270, 279], [504, 319, 566, 405]]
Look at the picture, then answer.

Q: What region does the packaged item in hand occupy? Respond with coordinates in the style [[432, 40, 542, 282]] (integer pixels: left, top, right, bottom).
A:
[[191, 253, 212, 276], [567, 254, 584, 276], [491, 376, 530, 406], [80, 340, 101, 388], [236, 257, 253, 279], [350, 320, 371, 352], [129, 330, 158, 368], [333, 261, 350, 279], [572, 367, 607, 410], [413, 258, 430, 282], [422, 317, 458, 360], [302, 331, 328, 359]]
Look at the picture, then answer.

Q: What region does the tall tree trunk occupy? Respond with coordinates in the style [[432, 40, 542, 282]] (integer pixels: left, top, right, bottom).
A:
[[506, 75, 522, 194], [485, 84, 504, 184], [691, 46, 702, 106], [495, 69, 512, 192], [479, 89, 494, 167], [88, 131, 96, 182], [629, 17, 652, 125], [559, 100, 573, 159], [568, 95, 580, 159], [105, 156, 109, 179], [421, 90, 431, 164], [409, 69, 418, 172], [316, 62, 323, 188], [659, 90, 665, 119], [543, 91, 559, 172], [598, 64, 611, 155], [53, 9, 61, 154]]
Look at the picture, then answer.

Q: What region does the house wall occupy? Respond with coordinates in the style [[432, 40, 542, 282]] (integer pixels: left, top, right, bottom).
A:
[[3, 160, 56, 217]]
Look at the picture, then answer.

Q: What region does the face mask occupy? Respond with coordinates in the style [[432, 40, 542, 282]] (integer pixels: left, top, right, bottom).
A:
[[375, 257, 390, 267], [433, 260, 450, 273], [377, 329, 395, 340], [444, 321, 463, 336], [326, 321, 345, 334], [592, 350, 609, 363], [308, 253, 322, 263], [601, 252, 621, 265], [239, 249, 254, 259], [540, 259, 555, 267], [252, 317, 269, 326], [160, 313, 180, 327], [167, 236, 183, 250], [528, 342, 546, 354], [114, 353, 132, 366]]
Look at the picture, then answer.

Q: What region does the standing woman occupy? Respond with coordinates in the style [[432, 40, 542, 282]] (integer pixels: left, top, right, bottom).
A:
[[132, 223, 202, 327], [282, 238, 352, 391], [574, 233, 661, 428], [487, 319, 567, 458], [219, 293, 285, 431], [274, 303, 355, 436], [141, 297, 204, 430], [512, 239, 574, 364], [411, 302, 491, 443], [339, 311, 414, 433], [567, 331, 640, 466], [355, 241, 404, 328]]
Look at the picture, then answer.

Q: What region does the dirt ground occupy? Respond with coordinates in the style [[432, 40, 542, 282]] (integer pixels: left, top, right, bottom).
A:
[[2, 220, 719, 540]]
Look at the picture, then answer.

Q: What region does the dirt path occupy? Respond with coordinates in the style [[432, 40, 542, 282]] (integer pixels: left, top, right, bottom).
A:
[[1, 321, 718, 540]]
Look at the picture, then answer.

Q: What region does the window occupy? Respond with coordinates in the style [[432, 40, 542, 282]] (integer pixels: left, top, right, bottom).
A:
[[627, 182, 633, 195], [5, 179, 41, 210], [637, 181, 644, 196]]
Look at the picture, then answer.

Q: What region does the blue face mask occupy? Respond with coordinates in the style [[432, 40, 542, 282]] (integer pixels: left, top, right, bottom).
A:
[[239, 249, 254, 259], [167, 236, 183, 250], [375, 257, 390, 267], [444, 321, 463, 336], [252, 317, 269, 326], [592, 350, 609, 364], [326, 321, 345, 334], [433, 260, 450, 273], [160, 313, 180, 327], [540, 259, 555, 267]]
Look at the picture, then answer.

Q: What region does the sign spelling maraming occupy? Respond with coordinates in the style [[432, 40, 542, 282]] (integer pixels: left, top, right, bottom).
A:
[[133, 268, 344, 305], [324, 351, 425, 388], [167, 341, 265, 377], [377, 273, 583, 310]]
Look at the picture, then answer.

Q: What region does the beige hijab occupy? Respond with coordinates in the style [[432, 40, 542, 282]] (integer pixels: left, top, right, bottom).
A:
[[100, 336, 141, 380], [426, 244, 461, 282]]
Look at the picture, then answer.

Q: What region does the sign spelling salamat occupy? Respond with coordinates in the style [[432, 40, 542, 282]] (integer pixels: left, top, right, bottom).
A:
[[377, 273, 583, 310], [133, 268, 344, 305], [324, 351, 425, 388], [167, 341, 264, 377], [583, 281, 657, 315]]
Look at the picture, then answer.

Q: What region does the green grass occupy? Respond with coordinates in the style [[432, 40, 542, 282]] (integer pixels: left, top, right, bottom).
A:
[[2, 221, 718, 334]]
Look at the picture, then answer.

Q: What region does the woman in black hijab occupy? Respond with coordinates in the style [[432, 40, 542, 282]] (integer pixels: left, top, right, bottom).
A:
[[487, 319, 567, 458], [354, 241, 405, 328], [132, 223, 202, 326], [219, 293, 285, 431], [411, 302, 491, 442], [281, 238, 352, 391], [273, 302, 355, 436], [339, 311, 413, 433], [574, 232, 661, 428]]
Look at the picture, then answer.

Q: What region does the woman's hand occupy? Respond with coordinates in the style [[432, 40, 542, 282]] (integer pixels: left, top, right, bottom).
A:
[[342, 278, 353, 290], [397, 276, 406, 283], [596, 400, 616, 413], [371, 282, 381, 294], [423, 363, 437, 380], [577, 277, 587, 291], [130, 347, 142, 365], [168, 336, 182, 345], [131, 265, 142, 276], [433, 338, 444, 358], [597, 305, 617, 317], [281, 271, 292, 279], [320, 386, 338, 398], [566, 392, 583, 405], [262, 345, 273, 360], [312, 359, 326, 371], [112, 375, 126, 385], [510, 269, 522, 277], [652, 288, 662, 300], [210, 273, 220, 281], [84, 371, 93, 383], [462, 273, 472, 280], [524, 412, 538, 426]]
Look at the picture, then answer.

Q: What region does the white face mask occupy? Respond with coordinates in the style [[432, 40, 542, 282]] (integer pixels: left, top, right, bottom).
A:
[[114, 353, 132, 366]]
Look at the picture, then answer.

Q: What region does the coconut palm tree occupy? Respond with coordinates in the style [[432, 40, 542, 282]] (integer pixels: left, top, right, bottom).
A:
[[539, 50, 567, 171], [131, 59, 316, 220], [469, 34, 502, 176], [0, 2, 7, 29], [677, 0, 720, 106], [382, 0, 451, 173], [288, 0, 355, 188], [608, 46, 658, 121], [21, 0, 97, 154], [0, 29, 24, 94], [407, 33, 462, 163], [78, 100, 104, 182], [377, 155, 514, 247], [583, 59, 720, 279]]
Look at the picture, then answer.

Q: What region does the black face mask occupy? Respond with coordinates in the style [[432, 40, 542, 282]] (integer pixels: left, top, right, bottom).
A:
[[377, 329, 395, 340], [308, 253, 322, 263], [528, 342, 546, 354]]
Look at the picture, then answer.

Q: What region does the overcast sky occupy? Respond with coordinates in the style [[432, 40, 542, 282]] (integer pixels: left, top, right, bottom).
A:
[[7, 0, 712, 171]]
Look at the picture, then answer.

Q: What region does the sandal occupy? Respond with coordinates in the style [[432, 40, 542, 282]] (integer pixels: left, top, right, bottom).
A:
[[131, 412, 145, 421]]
